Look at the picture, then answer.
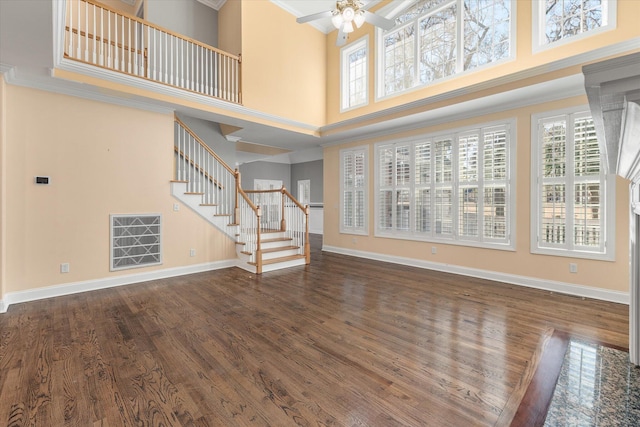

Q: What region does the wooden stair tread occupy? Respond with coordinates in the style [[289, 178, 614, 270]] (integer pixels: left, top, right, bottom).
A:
[[170, 179, 188, 183], [248, 254, 305, 266], [261, 246, 299, 254], [260, 237, 292, 244], [214, 214, 231, 217], [200, 203, 217, 206], [184, 192, 204, 195]]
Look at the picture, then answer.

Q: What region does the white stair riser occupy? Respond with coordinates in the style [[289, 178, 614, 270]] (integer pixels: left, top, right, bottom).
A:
[[261, 240, 293, 250], [262, 249, 301, 260], [261, 258, 306, 272]]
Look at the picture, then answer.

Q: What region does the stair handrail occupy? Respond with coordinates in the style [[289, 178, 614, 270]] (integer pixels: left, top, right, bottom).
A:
[[281, 187, 311, 265], [245, 186, 310, 266], [174, 117, 238, 224], [237, 186, 263, 273]]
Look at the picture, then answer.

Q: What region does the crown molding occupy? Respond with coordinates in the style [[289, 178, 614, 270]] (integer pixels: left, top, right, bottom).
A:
[[196, 0, 227, 11]]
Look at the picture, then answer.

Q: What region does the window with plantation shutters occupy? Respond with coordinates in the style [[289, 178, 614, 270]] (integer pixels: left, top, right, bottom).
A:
[[341, 146, 369, 235], [374, 120, 514, 249], [531, 108, 613, 259]]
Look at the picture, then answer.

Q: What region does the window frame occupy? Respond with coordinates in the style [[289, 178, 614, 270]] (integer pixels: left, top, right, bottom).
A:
[[340, 36, 369, 112], [530, 106, 616, 261], [375, 0, 516, 101], [340, 145, 370, 235], [532, 0, 617, 53], [374, 119, 516, 251]]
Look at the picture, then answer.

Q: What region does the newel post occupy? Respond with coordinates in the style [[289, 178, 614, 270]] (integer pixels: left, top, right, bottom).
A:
[[234, 169, 240, 225], [280, 186, 287, 232], [304, 205, 310, 265], [256, 205, 262, 275]]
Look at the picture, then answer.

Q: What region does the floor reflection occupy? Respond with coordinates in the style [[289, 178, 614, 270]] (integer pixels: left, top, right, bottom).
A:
[[544, 339, 640, 426]]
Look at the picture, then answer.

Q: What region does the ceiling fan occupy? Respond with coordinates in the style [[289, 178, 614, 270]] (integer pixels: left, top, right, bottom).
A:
[[296, 0, 395, 46]]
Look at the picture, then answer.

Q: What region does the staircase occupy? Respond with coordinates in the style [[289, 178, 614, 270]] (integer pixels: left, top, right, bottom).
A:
[[172, 117, 309, 274]]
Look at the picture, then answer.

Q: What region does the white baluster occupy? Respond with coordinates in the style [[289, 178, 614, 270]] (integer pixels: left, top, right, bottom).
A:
[[109, 13, 119, 70], [99, 6, 103, 66], [120, 15, 125, 71], [92, 5, 96, 64], [76, 0, 81, 58], [133, 21, 137, 76], [84, 1, 88, 61]]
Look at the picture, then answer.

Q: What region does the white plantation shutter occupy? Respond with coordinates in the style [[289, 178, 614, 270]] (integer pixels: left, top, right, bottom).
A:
[[434, 137, 454, 237], [341, 146, 369, 234], [374, 120, 513, 248], [459, 133, 479, 238], [534, 110, 607, 256], [415, 142, 431, 233], [483, 127, 508, 241]]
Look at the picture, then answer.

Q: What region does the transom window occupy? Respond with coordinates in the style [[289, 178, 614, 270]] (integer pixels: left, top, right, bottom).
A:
[[533, 0, 616, 50], [377, 0, 513, 99], [375, 120, 515, 249], [531, 108, 614, 260]]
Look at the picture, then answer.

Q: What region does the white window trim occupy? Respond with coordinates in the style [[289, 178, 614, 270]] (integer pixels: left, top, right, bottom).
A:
[[340, 145, 369, 235], [373, 118, 517, 251], [340, 36, 369, 112], [374, 0, 517, 102], [530, 106, 616, 261], [531, 0, 617, 53]]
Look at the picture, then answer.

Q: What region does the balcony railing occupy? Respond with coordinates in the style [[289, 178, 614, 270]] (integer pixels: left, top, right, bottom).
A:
[[63, 0, 241, 104]]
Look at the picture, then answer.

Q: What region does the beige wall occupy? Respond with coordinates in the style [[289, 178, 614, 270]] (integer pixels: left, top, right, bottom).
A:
[[326, 0, 640, 124], [0, 75, 6, 301], [323, 95, 630, 293], [3, 85, 236, 296], [218, 0, 241, 56], [240, 0, 327, 127]]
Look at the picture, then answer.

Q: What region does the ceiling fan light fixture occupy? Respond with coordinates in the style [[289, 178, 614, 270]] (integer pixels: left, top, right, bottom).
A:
[[331, 12, 344, 29], [353, 10, 365, 28], [342, 21, 354, 33], [342, 6, 355, 23]]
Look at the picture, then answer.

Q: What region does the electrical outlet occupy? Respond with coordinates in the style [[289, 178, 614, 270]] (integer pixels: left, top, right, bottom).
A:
[[569, 263, 578, 273], [190, 249, 196, 257], [60, 263, 70, 273], [431, 246, 437, 254], [173, 203, 180, 212]]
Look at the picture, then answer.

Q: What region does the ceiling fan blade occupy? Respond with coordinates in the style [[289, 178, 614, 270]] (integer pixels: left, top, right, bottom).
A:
[[296, 10, 334, 24], [336, 27, 348, 47], [363, 10, 395, 31], [360, 0, 376, 11]]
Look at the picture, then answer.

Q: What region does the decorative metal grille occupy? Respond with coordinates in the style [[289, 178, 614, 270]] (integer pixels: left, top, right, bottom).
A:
[[110, 214, 162, 271]]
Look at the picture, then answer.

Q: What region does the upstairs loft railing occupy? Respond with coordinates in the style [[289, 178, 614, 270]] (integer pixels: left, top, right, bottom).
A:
[[174, 117, 238, 222], [64, 0, 241, 104]]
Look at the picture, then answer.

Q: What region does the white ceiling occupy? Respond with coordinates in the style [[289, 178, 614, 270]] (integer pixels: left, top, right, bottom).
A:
[[271, 0, 341, 33], [271, 1, 384, 33]]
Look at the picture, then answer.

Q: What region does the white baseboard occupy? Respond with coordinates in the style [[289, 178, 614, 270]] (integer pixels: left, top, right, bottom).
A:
[[0, 259, 237, 313], [322, 245, 629, 305]]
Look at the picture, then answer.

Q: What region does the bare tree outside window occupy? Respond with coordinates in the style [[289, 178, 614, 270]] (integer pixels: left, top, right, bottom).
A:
[[544, 0, 604, 44]]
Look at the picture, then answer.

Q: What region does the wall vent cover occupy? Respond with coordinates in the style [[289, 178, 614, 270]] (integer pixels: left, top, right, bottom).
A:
[[110, 214, 162, 271]]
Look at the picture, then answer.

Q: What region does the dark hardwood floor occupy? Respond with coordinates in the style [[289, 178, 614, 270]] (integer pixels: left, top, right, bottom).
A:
[[0, 235, 628, 426]]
